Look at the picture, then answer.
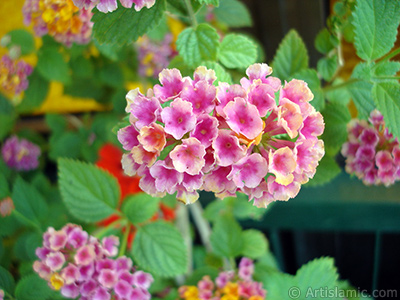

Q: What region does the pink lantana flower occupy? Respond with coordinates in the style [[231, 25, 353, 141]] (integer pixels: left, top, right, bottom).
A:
[[342, 109, 400, 186], [119, 64, 325, 206]]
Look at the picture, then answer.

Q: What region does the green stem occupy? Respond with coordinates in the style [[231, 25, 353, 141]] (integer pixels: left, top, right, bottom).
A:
[[4, 289, 15, 300], [188, 201, 212, 252], [184, 0, 198, 27], [380, 47, 400, 62], [322, 78, 360, 93], [93, 218, 123, 239], [374, 76, 400, 80], [118, 225, 130, 257], [12, 210, 42, 234]]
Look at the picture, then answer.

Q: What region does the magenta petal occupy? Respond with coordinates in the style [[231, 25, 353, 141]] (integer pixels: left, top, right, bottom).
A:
[[97, 0, 118, 12], [213, 130, 246, 166], [215, 83, 246, 118], [190, 114, 219, 148], [223, 97, 263, 140], [193, 66, 217, 85], [203, 166, 237, 197], [149, 160, 184, 194], [228, 153, 268, 188], [247, 82, 276, 117], [127, 89, 162, 130], [154, 68, 184, 101], [180, 80, 216, 115], [161, 98, 197, 140], [118, 125, 139, 151], [138, 167, 166, 197], [170, 138, 206, 175]]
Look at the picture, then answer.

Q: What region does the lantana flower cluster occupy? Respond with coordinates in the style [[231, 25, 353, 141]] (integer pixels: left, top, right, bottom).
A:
[[341, 109, 400, 186], [118, 64, 325, 207], [23, 0, 93, 46], [72, 0, 155, 13], [33, 224, 153, 300], [179, 258, 266, 300], [137, 34, 177, 79], [1, 135, 41, 171], [0, 54, 33, 101]]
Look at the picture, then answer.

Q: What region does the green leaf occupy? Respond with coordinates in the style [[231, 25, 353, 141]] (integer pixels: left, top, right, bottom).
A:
[[214, 0, 252, 28], [241, 230, 268, 259], [218, 34, 257, 69], [263, 271, 296, 300], [292, 69, 325, 111], [347, 62, 374, 119], [372, 60, 400, 79], [132, 221, 188, 277], [197, 0, 219, 6], [372, 81, 400, 139], [325, 78, 351, 106], [315, 28, 337, 54], [353, 0, 400, 61], [99, 63, 124, 88], [0, 95, 16, 140], [58, 158, 120, 222], [306, 155, 341, 187], [15, 274, 52, 300], [203, 199, 227, 222], [167, 0, 201, 17], [122, 194, 160, 225], [317, 55, 338, 81], [185, 266, 219, 285], [321, 102, 351, 156], [12, 177, 48, 229], [168, 55, 195, 77], [296, 257, 339, 299], [0, 266, 15, 295], [202, 61, 232, 84], [92, 0, 166, 46], [231, 193, 265, 220], [272, 30, 309, 81], [94, 40, 123, 61], [210, 214, 243, 258], [17, 71, 49, 113], [7, 29, 35, 55], [49, 132, 82, 161], [176, 24, 220, 68], [45, 114, 67, 134], [37, 47, 70, 84], [0, 173, 9, 199], [70, 56, 94, 78]]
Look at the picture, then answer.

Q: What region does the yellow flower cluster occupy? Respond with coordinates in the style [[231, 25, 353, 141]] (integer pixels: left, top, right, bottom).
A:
[[179, 281, 265, 300], [38, 0, 82, 36]]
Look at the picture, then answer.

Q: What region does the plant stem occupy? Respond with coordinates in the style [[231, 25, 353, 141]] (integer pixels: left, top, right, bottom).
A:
[[380, 47, 400, 62], [175, 203, 192, 285], [118, 225, 130, 257], [177, 203, 193, 273], [322, 78, 360, 93], [93, 218, 123, 239], [188, 201, 212, 252], [184, 0, 198, 27], [374, 76, 400, 80]]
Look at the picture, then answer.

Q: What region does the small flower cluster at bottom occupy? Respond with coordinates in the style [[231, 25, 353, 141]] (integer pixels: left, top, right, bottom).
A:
[[33, 224, 153, 300], [341, 109, 400, 186], [179, 258, 265, 300]]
